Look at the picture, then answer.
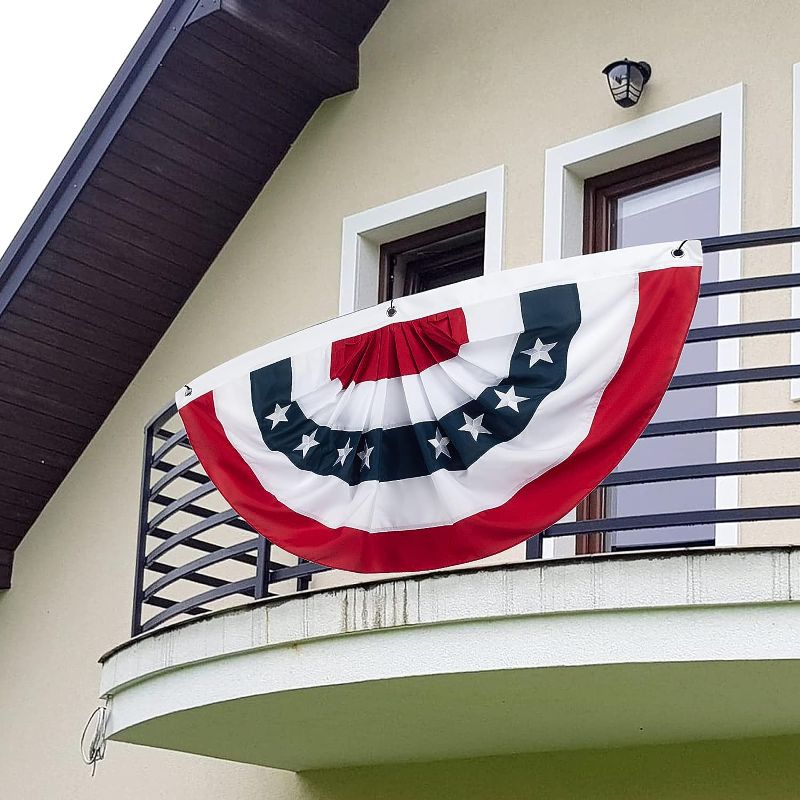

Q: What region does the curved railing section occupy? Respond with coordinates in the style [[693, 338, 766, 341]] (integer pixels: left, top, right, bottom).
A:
[[131, 228, 800, 635]]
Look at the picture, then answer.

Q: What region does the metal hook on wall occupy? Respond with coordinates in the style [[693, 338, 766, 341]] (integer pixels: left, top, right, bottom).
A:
[[387, 258, 398, 317]]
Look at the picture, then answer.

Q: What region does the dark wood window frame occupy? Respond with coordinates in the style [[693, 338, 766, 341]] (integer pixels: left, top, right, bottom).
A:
[[378, 213, 485, 303], [583, 138, 720, 254], [576, 137, 721, 555]]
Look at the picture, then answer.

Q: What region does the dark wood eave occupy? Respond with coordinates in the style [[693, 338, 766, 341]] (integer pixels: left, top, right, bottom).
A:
[[0, 0, 389, 588]]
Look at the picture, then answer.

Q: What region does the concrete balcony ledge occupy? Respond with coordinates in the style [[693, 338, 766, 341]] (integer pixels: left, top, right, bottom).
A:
[[99, 546, 800, 771]]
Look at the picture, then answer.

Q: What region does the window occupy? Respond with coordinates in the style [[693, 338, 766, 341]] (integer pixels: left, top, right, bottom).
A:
[[578, 138, 721, 554], [339, 166, 504, 314], [378, 214, 485, 301]]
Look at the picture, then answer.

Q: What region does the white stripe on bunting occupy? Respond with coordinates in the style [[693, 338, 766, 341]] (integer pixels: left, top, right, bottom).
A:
[[291, 333, 519, 431]]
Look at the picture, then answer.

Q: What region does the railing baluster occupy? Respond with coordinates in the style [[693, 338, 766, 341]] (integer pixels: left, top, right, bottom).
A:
[[525, 535, 543, 559], [296, 558, 312, 591], [254, 536, 271, 600], [131, 424, 154, 637]]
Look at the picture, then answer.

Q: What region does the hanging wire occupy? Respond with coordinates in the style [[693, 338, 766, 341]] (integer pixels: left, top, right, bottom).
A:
[[80, 705, 108, 776], [387, 257, 398, 317]]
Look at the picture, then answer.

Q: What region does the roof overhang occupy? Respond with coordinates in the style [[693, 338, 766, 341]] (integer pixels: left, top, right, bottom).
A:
[[0, 0, 389, 586]]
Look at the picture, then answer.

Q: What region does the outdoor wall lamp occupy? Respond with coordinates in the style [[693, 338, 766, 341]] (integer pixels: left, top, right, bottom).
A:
[[602, 59, 651, 108]]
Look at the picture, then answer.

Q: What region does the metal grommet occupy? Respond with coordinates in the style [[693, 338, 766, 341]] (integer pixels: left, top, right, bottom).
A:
[[671, 240, 688, 258], [184, 384, 193, 396], [387, 306, 397, 317]]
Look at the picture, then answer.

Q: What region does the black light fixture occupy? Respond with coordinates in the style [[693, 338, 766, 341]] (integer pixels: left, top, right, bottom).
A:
[[602, 59, 651, 108]]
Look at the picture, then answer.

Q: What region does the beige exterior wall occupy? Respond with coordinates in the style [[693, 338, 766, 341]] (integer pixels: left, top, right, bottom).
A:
[[2, 0, 800, 795]]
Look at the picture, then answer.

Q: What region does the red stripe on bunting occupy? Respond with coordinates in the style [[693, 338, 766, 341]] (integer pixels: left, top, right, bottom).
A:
[[329, 308, 468, 386], [180, 265, 701, 573]]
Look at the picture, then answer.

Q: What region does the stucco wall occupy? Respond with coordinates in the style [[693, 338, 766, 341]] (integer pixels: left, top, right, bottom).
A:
[[2, 0, 800, 796]]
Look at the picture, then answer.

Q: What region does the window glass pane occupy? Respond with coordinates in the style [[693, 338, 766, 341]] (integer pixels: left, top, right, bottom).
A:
[[379, 215, 485, 301], [609, 167, 720, 550]]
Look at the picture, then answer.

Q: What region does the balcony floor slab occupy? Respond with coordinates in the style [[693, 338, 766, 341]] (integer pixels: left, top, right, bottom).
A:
[[100, 546, 800, 770]]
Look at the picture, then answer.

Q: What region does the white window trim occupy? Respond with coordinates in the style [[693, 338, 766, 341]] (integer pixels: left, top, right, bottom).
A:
[[791, 63, 800, 401], [542, 84, 744, 554], [339, 166, 505, 315]]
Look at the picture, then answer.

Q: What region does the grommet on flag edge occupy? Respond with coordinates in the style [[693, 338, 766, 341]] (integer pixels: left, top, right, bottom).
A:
[[671, 240, 689, 258]]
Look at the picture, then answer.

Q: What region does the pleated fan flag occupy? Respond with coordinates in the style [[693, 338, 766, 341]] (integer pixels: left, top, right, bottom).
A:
[[178, 240, 702, 573]]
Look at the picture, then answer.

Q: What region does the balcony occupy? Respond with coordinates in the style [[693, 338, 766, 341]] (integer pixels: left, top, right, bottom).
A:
[[101, 547, 800, 769], [101, 229, 800, 769]]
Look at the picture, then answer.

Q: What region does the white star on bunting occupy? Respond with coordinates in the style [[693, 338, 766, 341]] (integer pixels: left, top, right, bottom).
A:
[[265, 402, 290, 428], [358, 443, 374, 470], [459, 412, 489, 441], [428, 429, 451, 459], [521, 338, 557, 367], [293, 430, 319, 458], [334, 438, 353, 467], [494, 386, 527, 413]]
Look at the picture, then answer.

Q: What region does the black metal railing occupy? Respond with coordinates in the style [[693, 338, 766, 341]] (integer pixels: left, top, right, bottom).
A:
[[131, 228, 800, 635]]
